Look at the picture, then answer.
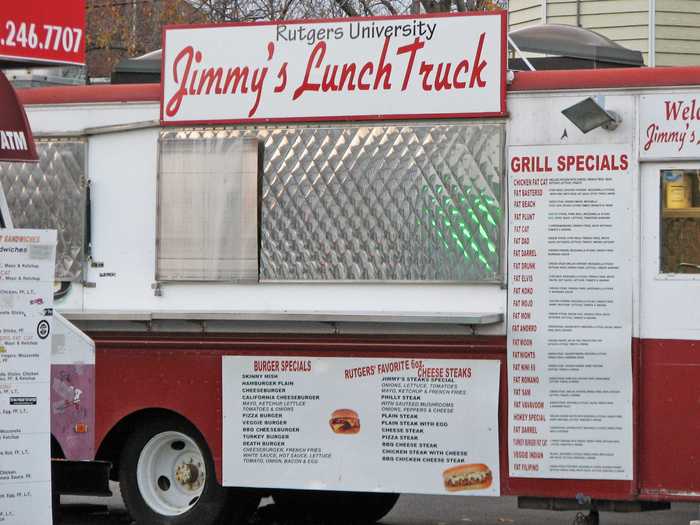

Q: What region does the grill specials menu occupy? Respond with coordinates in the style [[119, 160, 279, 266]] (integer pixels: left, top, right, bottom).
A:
[[0, 229, 56, 524], [222, 356, 500, 495], [507, 145, 633, 480]]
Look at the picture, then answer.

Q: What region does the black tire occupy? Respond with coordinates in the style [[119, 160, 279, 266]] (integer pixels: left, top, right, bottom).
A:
[[119, 415, 258, 525], [273, 490, 400, 523], [351, 492, 400, 523]]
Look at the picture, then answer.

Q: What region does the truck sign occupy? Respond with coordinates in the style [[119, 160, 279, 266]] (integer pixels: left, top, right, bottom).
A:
[[161, 12, 507, 125]]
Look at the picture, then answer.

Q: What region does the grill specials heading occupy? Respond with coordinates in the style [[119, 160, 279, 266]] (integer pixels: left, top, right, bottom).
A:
[[161, 13, 506, 124]]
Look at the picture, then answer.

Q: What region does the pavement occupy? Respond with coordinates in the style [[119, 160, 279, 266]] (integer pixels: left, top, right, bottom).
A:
[[59, 484, 700, 525]]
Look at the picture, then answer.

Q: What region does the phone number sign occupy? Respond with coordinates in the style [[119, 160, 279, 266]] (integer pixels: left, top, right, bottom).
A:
[[0, 0, 85, 66]]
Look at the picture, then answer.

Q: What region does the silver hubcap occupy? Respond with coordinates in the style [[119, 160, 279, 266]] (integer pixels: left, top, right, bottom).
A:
[[136, 430, 206, 516]]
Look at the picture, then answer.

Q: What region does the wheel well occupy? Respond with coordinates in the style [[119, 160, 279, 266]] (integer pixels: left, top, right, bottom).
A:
[[51, 434, 65, 459], [96, 408, 199, 481]]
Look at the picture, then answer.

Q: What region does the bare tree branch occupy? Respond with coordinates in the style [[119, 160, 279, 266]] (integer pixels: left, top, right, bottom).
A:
[[379, 0, 398, 14]]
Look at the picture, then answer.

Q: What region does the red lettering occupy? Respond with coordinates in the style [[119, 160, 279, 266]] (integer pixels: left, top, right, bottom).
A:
[[396, 38, 425, 91], [293, 41, 325, 100]]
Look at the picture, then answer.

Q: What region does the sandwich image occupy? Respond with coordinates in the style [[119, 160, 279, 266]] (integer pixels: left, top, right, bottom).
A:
[[329, 409, 361, 434], [442, 463, 492, 492]]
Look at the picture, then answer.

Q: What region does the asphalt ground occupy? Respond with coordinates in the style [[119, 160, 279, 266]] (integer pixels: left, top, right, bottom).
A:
[[59, 484, 700, 525]]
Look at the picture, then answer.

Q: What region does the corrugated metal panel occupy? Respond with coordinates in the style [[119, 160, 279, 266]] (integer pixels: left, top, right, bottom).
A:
[[165, 123, 505, 283], [0, 140, 86, 281]]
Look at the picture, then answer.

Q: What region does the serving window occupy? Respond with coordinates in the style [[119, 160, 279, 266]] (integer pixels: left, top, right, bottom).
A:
[[156, 134, 259, 282], [660, 169, 700, 274], [159, 124, 504, 283]]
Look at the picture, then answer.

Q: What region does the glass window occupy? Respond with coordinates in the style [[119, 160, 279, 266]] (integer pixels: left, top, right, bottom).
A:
[[660, 169, 700, 274], [156, 134, 259, 282]]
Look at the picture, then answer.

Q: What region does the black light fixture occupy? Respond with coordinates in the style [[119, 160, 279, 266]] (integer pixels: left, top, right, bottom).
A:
[[561, 96, 621, 134]]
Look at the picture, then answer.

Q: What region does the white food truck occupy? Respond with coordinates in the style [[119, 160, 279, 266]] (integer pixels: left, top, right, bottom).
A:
[[1, 11, 699, 525]]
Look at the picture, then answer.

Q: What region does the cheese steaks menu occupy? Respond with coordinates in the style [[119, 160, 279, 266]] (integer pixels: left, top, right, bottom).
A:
[[222, 356, 500, 495]]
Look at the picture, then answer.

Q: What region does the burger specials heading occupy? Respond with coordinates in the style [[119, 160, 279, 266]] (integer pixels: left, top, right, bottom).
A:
[[161, 12, 506, 124]]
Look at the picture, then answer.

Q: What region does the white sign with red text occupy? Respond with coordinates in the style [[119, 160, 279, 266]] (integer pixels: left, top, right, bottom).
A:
[[222, 356, 500, 495], [640, 92, 700, 159], [507, 145, 633, 480], [161, 12, 506, 124]]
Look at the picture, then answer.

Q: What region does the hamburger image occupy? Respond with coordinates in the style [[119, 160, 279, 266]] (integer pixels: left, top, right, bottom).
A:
[[442, 463, 492, 492], [329, 409, 361, 434]]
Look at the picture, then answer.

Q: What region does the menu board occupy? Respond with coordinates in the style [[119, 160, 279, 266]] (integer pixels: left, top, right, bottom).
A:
[[507, 145, 633, 480], [223, 356, 500, 496], [0, 230, 56, 524]]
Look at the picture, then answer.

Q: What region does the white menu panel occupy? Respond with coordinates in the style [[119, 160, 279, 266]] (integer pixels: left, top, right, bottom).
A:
[[223, 356, 500, 495], [507, 146, 633, 480], [0, 229, 56, 524]]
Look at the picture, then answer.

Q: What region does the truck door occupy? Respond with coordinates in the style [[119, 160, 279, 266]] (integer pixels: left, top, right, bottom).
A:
[[639, 162, 700, 498]]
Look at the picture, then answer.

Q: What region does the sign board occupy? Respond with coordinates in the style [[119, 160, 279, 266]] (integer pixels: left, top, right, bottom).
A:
[[0, 0, 85, 66], [0, 229, 56, 524], [161, 12, 507, 125], [507, 145, 634, 480], [223, 356, 501, 496], [640, 92, 700, 160], [0, 71, 38, 163]]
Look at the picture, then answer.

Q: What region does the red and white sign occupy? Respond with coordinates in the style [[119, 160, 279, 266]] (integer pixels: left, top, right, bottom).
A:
[[161, 12, 506, 125], [0, 0, 85, 66], [223, 356, 501, 495], [640, 92, 700, 160], [507, 144, 634, 480], [0, 70, 37, 163]]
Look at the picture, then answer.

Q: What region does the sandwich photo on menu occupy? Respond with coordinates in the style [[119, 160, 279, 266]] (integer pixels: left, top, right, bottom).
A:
[[442, 463, 492, 492], [329, 409, 361, 434]]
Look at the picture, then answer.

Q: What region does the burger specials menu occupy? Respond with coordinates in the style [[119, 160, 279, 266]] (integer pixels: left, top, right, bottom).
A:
[[222, 357, 500, 495], [0, 230, 56, 524], [507, 144, 633, 480]]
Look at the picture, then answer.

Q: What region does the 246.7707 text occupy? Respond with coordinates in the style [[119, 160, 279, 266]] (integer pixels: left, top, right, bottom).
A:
[[2, 21, 83, 54]]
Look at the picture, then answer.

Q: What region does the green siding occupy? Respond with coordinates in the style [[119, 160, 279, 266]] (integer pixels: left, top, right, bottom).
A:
[[509, 0, 700, 65]]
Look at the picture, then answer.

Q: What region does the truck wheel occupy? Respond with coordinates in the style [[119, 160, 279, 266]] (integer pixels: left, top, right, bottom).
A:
[[352, 492, 400, 523], [119, 417, 257, 525]]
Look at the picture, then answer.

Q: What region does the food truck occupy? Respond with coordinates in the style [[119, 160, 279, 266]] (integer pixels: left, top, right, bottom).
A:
[[2, 10, 700, 525]]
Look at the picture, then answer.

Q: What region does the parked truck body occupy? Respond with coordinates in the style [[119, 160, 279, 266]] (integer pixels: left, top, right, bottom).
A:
[[2, 53, 700, 524]]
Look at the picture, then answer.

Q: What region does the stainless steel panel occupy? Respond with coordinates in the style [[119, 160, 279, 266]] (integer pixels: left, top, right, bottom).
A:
[[157, 136, 259, 281], [0, 140, 86, 281], [162, 123, 504, 282]]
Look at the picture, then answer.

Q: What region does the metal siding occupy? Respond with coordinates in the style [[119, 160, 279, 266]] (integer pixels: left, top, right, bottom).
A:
[[655, 53, 700, 66], [0, 140, 86, 281], [164, 124, 505, 283]]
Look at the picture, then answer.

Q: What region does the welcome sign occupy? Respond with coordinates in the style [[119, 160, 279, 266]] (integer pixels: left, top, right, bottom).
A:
[[161, 12, 506, 124]]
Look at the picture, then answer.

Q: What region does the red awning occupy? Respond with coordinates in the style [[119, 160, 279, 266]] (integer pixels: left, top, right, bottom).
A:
[[0, 70, 37, 162]]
